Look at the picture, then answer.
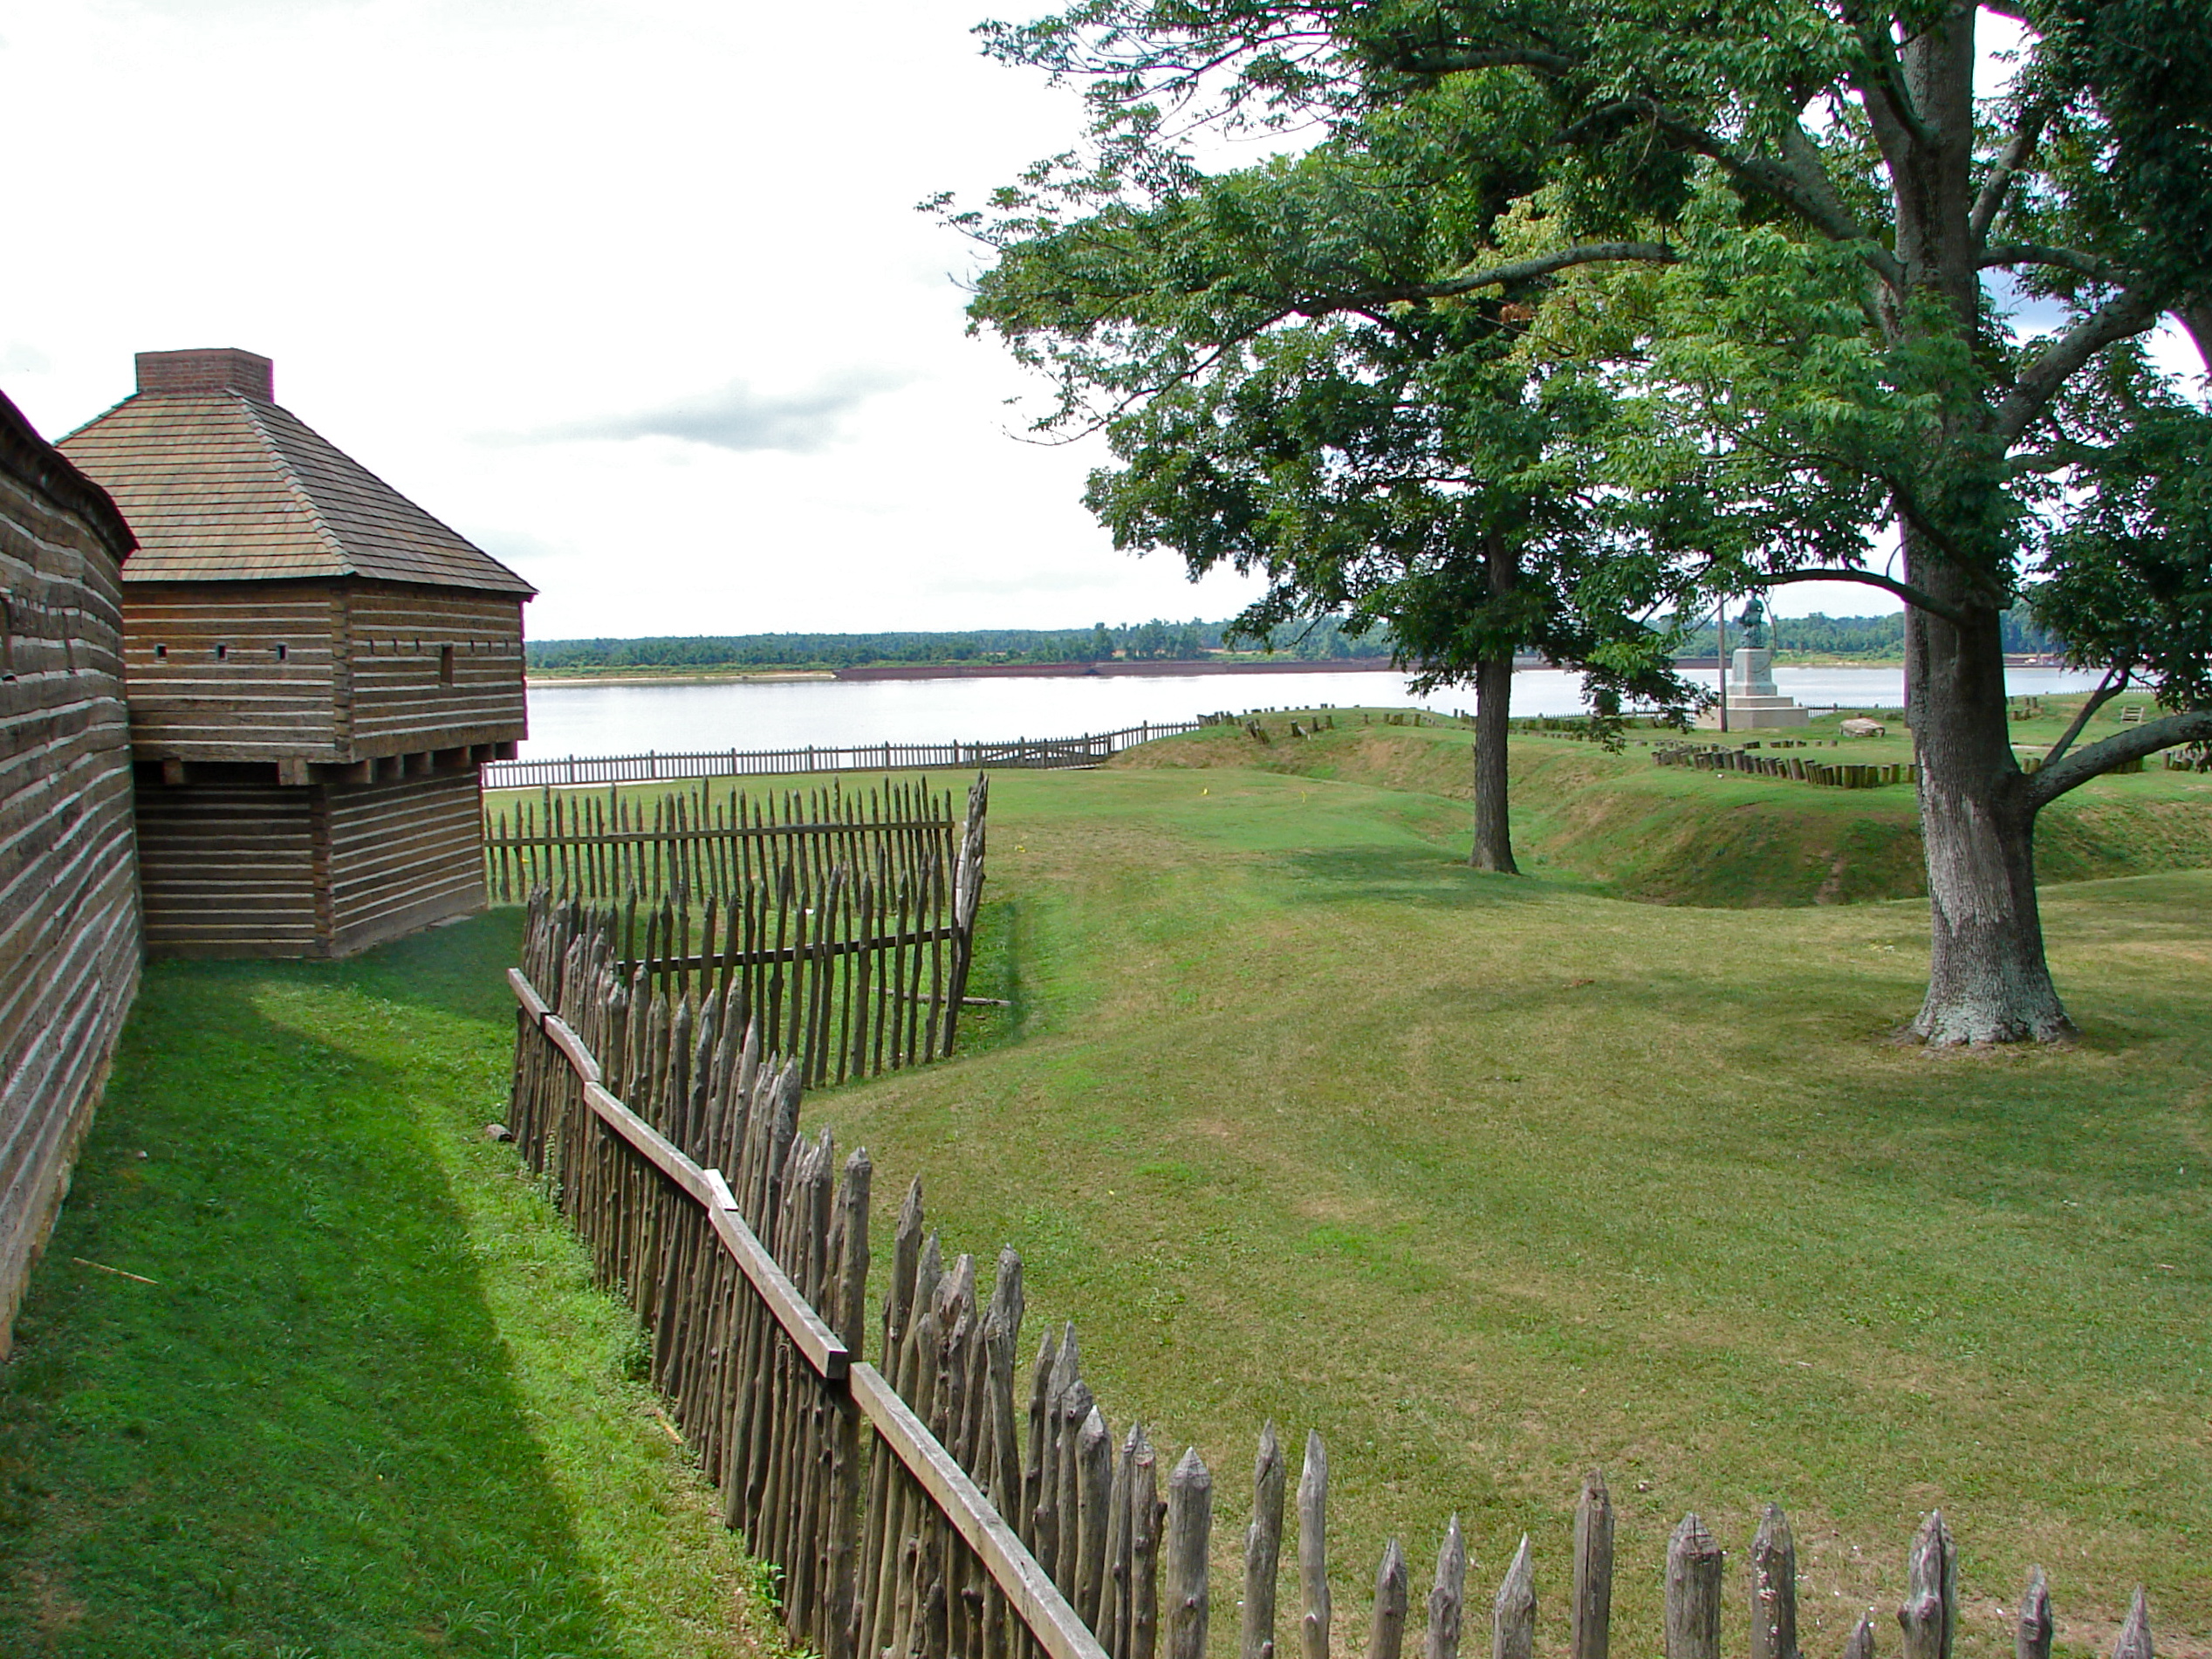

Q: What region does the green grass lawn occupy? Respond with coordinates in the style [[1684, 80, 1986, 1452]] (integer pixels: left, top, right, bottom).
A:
[[14, 730, 2203, 1657], [0, 917, 777, 1658], [786, 758, 2212, 1659]]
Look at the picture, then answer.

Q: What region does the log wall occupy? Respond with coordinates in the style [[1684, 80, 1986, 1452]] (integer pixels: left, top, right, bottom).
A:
[[120, 577, 525, 764], [122, 579, 342, 761], [0, 401, 141, 1357], [135, 766, 486, 958], [134, 771, 319, 956], [326, 770, 485, 955], [344, 580, 525, 758]]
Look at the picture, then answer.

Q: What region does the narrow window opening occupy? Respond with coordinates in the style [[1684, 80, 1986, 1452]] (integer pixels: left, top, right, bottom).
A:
[[439, 643, 456, 684], [154, 642, 168, 661], [276, 643, 289, 662], [216, 643, 229, 661]]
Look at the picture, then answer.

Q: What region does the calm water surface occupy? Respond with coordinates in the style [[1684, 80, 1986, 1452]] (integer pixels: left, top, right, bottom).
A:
[[518, 667, 2106, 759]]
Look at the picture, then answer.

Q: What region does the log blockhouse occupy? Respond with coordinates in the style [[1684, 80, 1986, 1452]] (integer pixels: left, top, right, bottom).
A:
[[62, 348, 534, 957], [0, 389, 141, 1355]]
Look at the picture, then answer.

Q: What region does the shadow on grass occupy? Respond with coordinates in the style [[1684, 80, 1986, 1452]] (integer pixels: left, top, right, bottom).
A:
[[327, 908, 529, 1028], [0, 951, 619, 1657]]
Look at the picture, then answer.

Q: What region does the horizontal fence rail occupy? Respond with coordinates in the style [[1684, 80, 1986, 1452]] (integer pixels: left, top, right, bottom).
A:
[[506, 894, 2177, 1659], [483, 721, 1209, 790], [486, 775, 988, 1087], [508, 894, 1110, 1659]]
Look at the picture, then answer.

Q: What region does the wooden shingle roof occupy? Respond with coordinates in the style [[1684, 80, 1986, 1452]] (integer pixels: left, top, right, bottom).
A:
[[58, 365, 535, 597]]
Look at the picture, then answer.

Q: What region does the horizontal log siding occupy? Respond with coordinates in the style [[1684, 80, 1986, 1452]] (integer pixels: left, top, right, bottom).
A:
[[325, 771, 486, 954], [134, 778, 319, 956], [346, 582, 525, 757], [122, 580, 342, 760], [0, 435, 141, 1356]]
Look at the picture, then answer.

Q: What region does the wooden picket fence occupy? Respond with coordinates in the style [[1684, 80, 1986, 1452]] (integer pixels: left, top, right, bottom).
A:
[[503, 894, 2173, 1659], [483, 722, 1209, 791], [488, 776, 988, 1087]]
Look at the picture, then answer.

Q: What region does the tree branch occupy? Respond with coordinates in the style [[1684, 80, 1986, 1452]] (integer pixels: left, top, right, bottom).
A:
[[1838, 3, 1935, 154], [1376, 242, 1678, 303], [2004, 440, 2109, 477], [2026, 710, 2212, 808], [2040, 665, 2129, 767], [1777, 120, 1884, 247], [1971, 100, 2052, 247], [1757, 567, 1970, 626], [1392, 46, 1577, 76], [1978, 243, 2124, 283], [1644, 111, 1907, 290], [1992, 285, 2167, 447], [2176, 298, 2212, 376]]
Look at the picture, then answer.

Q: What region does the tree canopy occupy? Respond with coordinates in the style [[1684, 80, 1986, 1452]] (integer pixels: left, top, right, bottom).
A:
[[956, 0, 2212, 1041]]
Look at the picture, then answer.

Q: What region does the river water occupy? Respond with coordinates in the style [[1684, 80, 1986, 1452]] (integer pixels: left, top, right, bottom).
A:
[[517, 666, 2106, 760]]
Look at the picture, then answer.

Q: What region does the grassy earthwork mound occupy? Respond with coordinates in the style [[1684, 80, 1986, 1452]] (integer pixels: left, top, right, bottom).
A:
[[1108, 703, 2212, 906]]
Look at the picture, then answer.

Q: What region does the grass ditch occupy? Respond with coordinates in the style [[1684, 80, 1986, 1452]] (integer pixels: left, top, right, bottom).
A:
[[1107, 706, 2212, 906], [0, 915, 781, 1658], [805, 763, 2211, 1659]]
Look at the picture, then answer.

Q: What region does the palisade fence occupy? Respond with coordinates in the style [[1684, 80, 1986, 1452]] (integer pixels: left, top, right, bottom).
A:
[[504, 894, 2172, 1659], [483, 721, 1209, 791], [487, 775, 988, 1087]]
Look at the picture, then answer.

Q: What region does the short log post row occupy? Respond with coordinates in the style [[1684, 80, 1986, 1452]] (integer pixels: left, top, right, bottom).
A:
[[1652, 744, 1921, 789], [507, 895, 2174, 1659]]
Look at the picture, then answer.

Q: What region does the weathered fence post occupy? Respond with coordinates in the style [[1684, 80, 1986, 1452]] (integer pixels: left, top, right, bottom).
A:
[[1369, 1539, 1409, 1659], [1490, 1537, 1533, 1659], [1664, 1514, 1722, 1659], [1572, 1470, 1613, 1659], [2017, 1568, 2052, 1659], [1131, 1427, 1162, 1659], [1426, 1518, 1466, 1659], [1245, 1422, 1287, 1659], [2113, 1591, 2154, 1659], [1897, 1512, 1955, 1659], [1165, 1449, 1212, 1659], [1299, 1431, 1331, 1659], [1078, 1405, 1115, 1628], [1750, 1505, 1798, 1659]]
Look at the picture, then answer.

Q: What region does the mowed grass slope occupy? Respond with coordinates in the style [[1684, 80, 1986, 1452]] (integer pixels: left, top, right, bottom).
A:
[[798, 763, 2211, 1659], [1113, 711, 2212, 906], [0, 917, 772, 1658]]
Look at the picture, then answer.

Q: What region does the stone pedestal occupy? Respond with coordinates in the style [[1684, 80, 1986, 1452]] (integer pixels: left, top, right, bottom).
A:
[[1696, 647, 1811, 729]]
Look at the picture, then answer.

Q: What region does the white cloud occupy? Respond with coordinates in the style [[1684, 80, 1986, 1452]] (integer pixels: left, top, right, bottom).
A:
[[0, 0, 1264, 640], [524, 370, 907, 454]]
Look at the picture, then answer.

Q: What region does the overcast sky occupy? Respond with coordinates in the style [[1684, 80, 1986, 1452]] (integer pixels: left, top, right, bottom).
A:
[[3, 3, 2195, 641]]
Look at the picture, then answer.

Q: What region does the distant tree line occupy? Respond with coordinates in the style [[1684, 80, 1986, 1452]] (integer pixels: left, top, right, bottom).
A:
[[1671, 612, 2062, 661], [526, 615, 1398, 672], [528, 612, 2065, 672]]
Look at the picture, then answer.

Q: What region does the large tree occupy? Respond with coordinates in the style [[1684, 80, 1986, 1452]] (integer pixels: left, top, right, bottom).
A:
[[959, 108, 1695, 873], [969, 0, 2212, 1042]]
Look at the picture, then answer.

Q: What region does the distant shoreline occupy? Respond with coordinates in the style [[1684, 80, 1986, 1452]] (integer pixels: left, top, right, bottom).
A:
[[525, 652, 2060, 688]]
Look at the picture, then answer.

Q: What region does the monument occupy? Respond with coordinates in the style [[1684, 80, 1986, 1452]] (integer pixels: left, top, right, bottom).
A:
[[1697, 600, 1810, 730]]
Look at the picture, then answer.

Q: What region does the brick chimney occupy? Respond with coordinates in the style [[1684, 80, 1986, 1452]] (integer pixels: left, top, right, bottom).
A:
[[134, 348, 274, 401]]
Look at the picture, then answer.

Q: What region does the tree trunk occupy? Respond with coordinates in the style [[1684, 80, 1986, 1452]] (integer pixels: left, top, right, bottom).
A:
[[1902, 554, 2075, 1044], [1469, 649, 1517, 873], [1469, 529, 1519, 874]]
